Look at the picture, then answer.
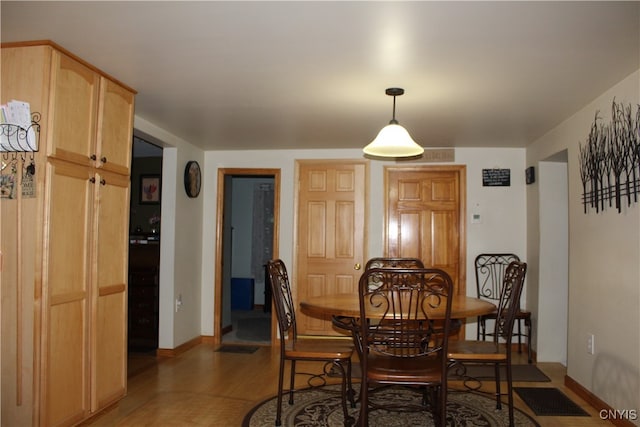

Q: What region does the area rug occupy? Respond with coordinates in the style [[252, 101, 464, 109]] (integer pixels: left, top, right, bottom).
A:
[[243, 384, 540, 426], [215, 345, 259, 354], [454, 364, 551, 382], [514, 387, 589, 416]]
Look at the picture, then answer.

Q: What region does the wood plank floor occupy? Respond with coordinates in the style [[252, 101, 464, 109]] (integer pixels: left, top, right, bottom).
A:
[[85, 343, 611, 426]]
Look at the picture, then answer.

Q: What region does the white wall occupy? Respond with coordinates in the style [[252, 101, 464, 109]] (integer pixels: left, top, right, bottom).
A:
[[526, 70, 640, 414], [537, 160, 569, 364], [201, 148, 527, 338]]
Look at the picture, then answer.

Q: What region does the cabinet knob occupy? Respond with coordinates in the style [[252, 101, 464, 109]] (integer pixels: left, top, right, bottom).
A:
[[90, 154, 97, 161], [354, 263, 361, 270], [100, 178, 106, 186], [101, 157, 107, 163], [89, 177, 96, 184]]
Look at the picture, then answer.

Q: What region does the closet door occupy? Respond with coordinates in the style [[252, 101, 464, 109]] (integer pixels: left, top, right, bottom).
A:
[[95, 77, 135, 176], [91, 170, 130, 410], [43, 159, 93, 427], [47, 50, 99, 167]]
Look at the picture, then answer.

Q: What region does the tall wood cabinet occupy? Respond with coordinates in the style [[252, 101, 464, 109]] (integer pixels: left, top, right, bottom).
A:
[[1, 41, 135, 427]]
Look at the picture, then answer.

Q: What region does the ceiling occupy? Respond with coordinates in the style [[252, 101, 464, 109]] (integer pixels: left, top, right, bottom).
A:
[[2, 1, 638, 152]]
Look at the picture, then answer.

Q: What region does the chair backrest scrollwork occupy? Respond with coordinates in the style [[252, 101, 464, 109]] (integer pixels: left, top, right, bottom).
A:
[[358, 268, 454, 359]]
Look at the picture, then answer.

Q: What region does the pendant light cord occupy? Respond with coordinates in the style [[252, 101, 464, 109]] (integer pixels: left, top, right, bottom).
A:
[[390, 95, 398, 124]]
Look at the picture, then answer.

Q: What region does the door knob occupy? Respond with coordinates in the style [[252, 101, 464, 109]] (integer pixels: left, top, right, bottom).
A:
[[354, 263, 361, 270]]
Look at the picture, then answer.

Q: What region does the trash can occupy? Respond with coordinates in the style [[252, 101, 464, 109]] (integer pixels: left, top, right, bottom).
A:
[[231, 278, 254, 310]]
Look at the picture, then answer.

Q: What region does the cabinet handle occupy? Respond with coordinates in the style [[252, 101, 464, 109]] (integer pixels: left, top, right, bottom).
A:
[[90, 154, 97, 161], [101, 157, 107, 163], [89, 177, 96, 184], [100, 179, 106, 186]]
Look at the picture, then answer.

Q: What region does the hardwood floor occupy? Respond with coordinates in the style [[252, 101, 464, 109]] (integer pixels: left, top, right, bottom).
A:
[[85, 343, 611, 426]]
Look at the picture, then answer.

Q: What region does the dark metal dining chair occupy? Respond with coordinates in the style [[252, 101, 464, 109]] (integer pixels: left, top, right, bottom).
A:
[[448, 261, 528, 427], [266, 259, 355, 427], [358, 267, 454, 427], [475, 253, 533, 363]]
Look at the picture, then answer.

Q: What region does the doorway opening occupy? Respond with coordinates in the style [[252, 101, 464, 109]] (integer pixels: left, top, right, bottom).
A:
[[127, 136, 163, 374], [215, 168, 281, 346]]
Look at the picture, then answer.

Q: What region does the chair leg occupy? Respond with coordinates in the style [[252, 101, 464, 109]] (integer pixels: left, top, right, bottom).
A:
[[275, 357, 285, 426], [506, 361, 515, 427], [516, 318, 523, 354], [288, 360, 296, 405], [359, 380, 369, 427], [494, 363, 502, 410], [346, 359, 356, 408], [333, 361, 355, 427], [525, 315, 533, 364]]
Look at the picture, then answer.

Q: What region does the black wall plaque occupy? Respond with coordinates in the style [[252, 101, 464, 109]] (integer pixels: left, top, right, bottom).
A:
[[482, 169, 511, 187]]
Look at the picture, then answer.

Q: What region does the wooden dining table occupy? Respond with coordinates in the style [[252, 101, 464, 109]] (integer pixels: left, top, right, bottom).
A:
[[300, 293, 497, 321], [300, 293, 497, 356]]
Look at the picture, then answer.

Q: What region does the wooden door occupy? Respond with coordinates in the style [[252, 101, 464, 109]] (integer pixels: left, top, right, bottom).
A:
[[96, 77, 135, 176], [44, 159, 93, 426], [294, 160, 368, 336], [385, 166, 466, 296], [47, 50, 99, 168], [91, 170, 130, 410]]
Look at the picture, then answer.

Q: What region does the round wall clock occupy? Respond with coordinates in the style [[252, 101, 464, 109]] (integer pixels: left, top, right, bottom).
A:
[[184, 161, 201, 198]]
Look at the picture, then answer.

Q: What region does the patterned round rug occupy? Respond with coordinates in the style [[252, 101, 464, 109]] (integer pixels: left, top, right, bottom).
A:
[[243, 384, 540, 426]]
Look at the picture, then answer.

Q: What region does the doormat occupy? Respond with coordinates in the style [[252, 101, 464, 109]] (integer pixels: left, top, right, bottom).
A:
[[216, 345, 259, 354], [514, 387, 590, 416], [455, 364, 551, 382]]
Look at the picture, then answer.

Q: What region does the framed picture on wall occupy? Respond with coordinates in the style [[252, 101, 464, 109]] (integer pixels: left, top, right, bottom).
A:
[[140, 175, 161, 204]]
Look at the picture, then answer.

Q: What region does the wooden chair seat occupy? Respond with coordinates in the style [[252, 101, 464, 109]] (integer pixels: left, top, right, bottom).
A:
[[447, 340, 508, 362], [284, 338, 353, 361], [366, 354, 444, 383]]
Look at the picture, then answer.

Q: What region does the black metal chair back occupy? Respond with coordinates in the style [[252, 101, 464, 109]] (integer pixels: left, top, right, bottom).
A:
[[493, 261, 528, 345], [475, 253, 521, 304], [267, 259, 297, 344]]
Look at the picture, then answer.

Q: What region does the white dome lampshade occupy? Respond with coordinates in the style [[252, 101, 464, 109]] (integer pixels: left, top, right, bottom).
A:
[[363, 88, 424, 158]]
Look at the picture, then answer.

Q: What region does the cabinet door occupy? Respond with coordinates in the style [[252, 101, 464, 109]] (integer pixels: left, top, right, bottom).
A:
[[96, 77, 135, 175], [44, 159, 93, 427], [91, 171, 130, 411], [47, 50, 99, 168]]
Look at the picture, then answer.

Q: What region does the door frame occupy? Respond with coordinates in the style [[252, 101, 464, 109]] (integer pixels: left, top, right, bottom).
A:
[[213, 168, 281, 345]]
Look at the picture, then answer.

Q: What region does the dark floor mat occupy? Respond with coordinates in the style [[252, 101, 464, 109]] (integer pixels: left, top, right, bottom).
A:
[[458, 364, 551, 382], [215, 345, 259, 354], [514, 387, 590, 416]]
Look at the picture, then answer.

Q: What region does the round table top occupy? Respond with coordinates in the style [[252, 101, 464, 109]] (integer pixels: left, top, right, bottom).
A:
[[300, 293, 496, 320]]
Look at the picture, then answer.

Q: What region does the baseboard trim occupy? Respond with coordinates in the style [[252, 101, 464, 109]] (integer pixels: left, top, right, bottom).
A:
[[565, 374, 636, 427], [156, 336, 203, 357]]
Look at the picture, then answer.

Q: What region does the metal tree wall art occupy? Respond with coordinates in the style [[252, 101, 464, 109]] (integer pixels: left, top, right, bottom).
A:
[[579, 99, 640, 214]]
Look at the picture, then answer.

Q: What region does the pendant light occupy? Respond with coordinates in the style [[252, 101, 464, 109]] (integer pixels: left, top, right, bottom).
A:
[[363, 87, 424, 158]]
